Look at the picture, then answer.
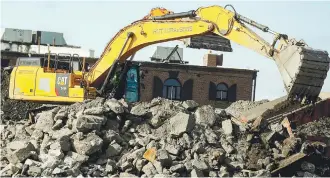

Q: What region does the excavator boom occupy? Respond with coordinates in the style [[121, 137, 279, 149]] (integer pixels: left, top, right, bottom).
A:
[[86, 5, 330, 102]]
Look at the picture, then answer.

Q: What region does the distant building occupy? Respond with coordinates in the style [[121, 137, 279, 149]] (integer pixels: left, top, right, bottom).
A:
[[1, 27, 97, 67], [122, 46, 258, 106]]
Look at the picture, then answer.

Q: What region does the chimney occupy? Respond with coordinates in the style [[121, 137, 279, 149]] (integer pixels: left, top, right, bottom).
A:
[[203, 52, 223, 67]]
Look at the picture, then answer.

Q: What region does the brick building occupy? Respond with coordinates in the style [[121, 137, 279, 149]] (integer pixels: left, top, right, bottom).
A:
[[123, 46, 258, 106]]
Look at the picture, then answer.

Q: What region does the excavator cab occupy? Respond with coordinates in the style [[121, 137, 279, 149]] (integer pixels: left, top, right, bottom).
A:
[[43, 53, 84, 74]]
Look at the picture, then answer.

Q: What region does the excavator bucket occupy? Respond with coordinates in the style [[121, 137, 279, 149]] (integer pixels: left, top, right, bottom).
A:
[[275, 39, 330, 102]]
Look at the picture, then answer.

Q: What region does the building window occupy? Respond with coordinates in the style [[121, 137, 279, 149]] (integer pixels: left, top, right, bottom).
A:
[[163, 78, 181, 100], [216, 83, 228, 101]]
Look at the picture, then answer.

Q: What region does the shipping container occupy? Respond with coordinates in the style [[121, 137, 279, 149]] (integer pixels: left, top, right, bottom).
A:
[[40, 31, 67, 46], [1, 28, 32, 43]]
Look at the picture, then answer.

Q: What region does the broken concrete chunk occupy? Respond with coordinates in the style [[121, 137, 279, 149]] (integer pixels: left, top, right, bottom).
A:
[[303, 171, 315, 177], [282, 137, 301, 157], [153, 173, 175, 178], [52, 167, 65, 175], [182, 133, 193, 148], [103, 130, 123, 144], [106, 159, 117, 173], [105, 98, 125, 114], [209, 171, 218, 177], [41, 168, 53, 177], [58, 135, 71, 152], [190, 168, 204, 177], [150, 115, 164, 128], [24, 159, 42, 167], [54, 109, 68, 121], [165, 144, 180, 155], [75, 115, 106, 133], [170, 112, 195, 137], [106, 142, 123, 158], [170, 164, 184, 173], [192, 142, 206, 154], [152, 160, 163, 173], [222, 119, 233, 135], [24, 125, 34, 136], [184, 160, 193, 172], [120, 161, 134, 172], [205, 130, 218, 144], [52, 128, 74, 140], [119, 172, 139, 178], [135, 159, 146, 173], [52, 119, 63, 130], [270, 123, 283, 133], [192, 159, 209, 171], [121, 120, 132, 132], [142, 162, 158, 177], [72, 132, 103, 155], [7, 140, 29, 151], [0, 163, 22, 177], [128, 147, 146, 161], [221, 139, 235, 154], [182, 100, 199, 111], [7, 141, 35, 164], [84, 106, 105, 115], [211, 149, 226, 164], [104, 119, 120, 132], [48, 149, 64, 159], [228, 161, 244, 170], [31, 129, 44, 140], [195, 105, 216, 127], [157, 149, 172, 167], [301, 161, 315, 173], [146, 140, 159, 149], [27, 165, 42, 177], [266, 163, 276, 171], [218, 166, 229, 177], [64, 151, 89, 168], [41, 155, 61, 169], [35, 111, 54, 133]]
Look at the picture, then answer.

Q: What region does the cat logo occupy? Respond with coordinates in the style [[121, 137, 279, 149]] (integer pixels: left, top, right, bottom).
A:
[[57, 76, 68, 86]]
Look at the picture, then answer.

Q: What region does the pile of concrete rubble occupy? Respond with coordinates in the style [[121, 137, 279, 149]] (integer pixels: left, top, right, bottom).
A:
[[0, 97, 329, 177]]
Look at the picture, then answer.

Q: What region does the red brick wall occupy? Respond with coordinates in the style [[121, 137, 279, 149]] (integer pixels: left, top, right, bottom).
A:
[[137, 62, 255, 105]]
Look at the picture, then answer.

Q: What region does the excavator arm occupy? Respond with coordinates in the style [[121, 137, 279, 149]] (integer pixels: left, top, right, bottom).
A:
[[86, 5, 330, 102]]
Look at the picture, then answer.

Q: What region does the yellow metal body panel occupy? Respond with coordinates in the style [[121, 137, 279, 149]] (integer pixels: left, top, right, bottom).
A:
[[34, 70, 57, 97], [9, 66, 88, 103], [12, 66, 39, 96]]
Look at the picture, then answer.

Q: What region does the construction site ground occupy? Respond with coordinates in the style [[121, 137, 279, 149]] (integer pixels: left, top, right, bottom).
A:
[[1, 70, 330, 177]]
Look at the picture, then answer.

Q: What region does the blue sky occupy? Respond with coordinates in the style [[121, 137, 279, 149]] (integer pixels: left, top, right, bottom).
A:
[[1, 1, 330, 101]]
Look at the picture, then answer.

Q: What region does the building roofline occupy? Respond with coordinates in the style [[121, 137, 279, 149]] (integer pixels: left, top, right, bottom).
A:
[[132, 61, 259, 73]]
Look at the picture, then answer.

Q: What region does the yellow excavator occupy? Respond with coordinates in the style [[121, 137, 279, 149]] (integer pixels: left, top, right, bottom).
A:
[[8, 5, 330, 104]]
